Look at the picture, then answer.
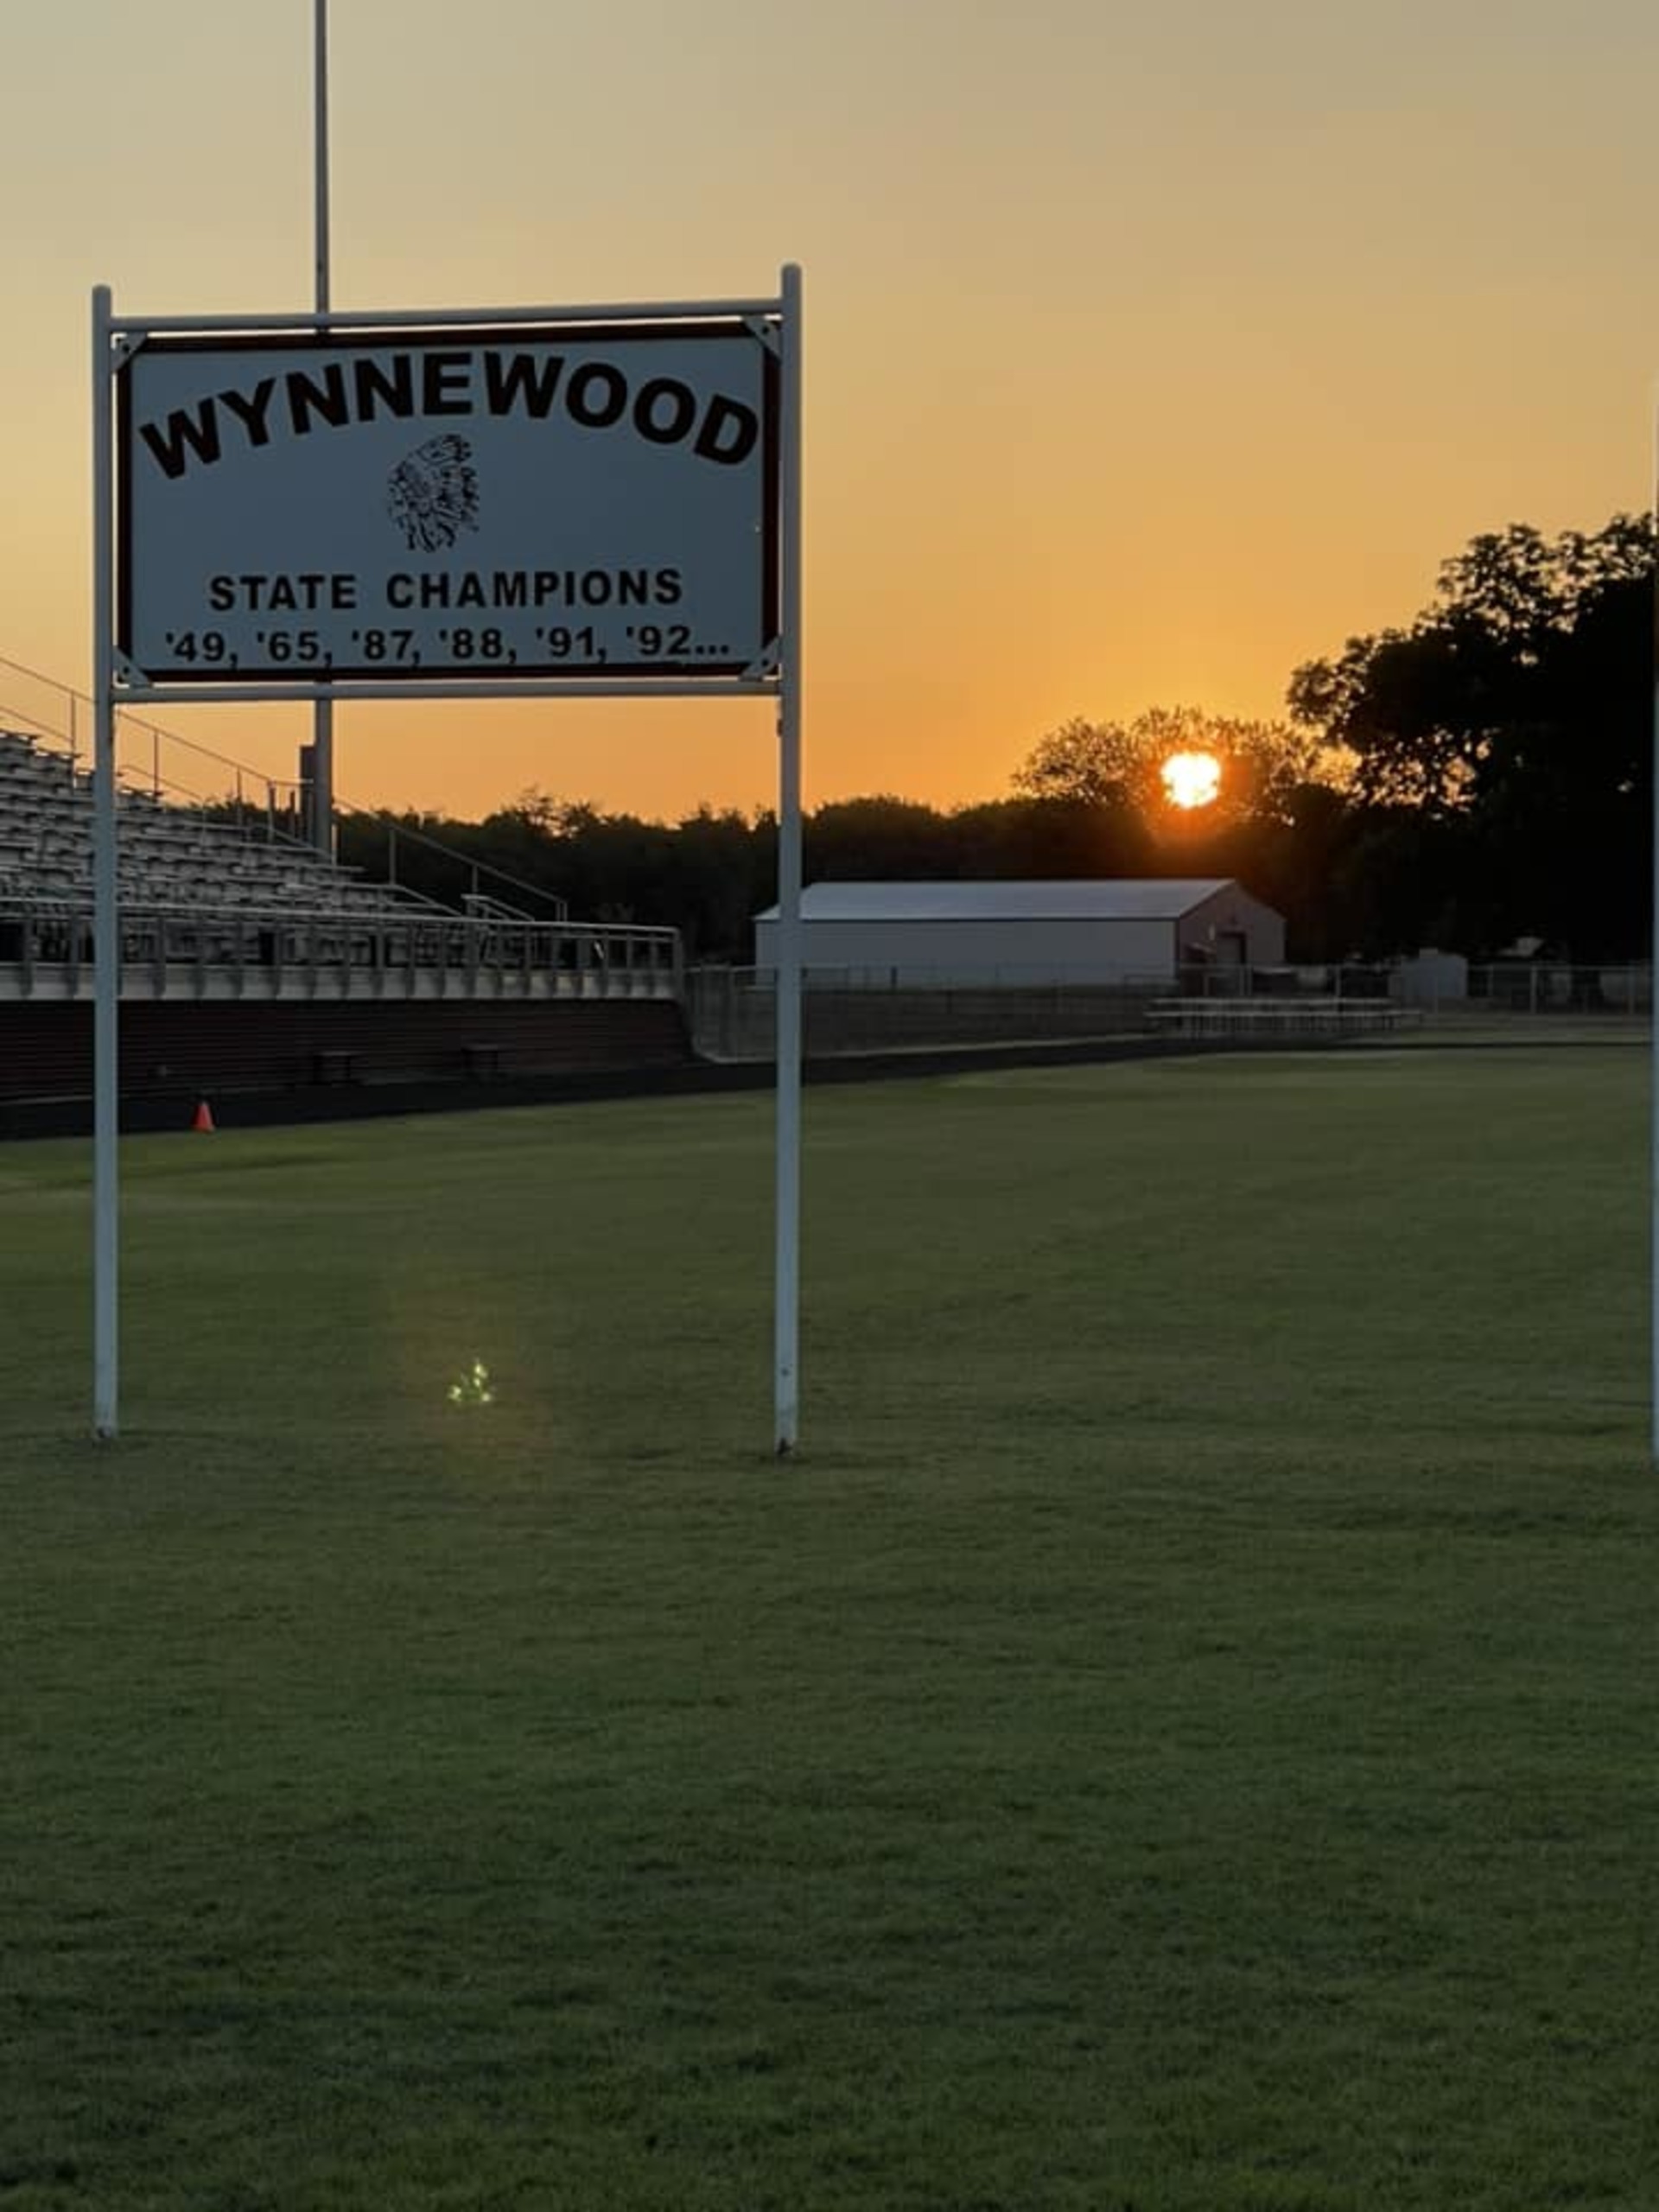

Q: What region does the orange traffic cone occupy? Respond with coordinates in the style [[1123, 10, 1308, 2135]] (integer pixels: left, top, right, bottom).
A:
[[192, 1099, 215, 1134]]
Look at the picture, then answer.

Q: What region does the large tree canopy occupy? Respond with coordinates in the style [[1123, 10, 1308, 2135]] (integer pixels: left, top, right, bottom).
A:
[[1287, 515, 1653, 814], [1287, 514, 1654, 956]]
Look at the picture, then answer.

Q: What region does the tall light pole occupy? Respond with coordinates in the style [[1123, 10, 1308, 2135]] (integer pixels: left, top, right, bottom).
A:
[[310, 0, 334, 853]]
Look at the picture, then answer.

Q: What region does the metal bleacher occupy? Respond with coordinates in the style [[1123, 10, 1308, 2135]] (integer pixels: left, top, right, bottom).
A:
[[0, 704, 693, 1116], [0, 728, 398, 918], [0, 724, 681, 1009]]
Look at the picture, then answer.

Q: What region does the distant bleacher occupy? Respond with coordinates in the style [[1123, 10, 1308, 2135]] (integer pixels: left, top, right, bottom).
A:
[[1145, 997, 1417, 1040]]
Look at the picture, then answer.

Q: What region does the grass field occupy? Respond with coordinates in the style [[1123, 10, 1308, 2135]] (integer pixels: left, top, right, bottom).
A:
[[3, 1046, 1655, 2210]]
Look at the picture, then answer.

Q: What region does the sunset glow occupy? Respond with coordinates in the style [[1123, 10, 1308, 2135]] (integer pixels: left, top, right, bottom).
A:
[[1160, 752, 1223, 810], [1, 3, 1653, 821]]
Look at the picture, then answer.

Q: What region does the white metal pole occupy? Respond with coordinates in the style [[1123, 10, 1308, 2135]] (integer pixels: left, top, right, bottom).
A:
[[311, 0, 334, 856], [773, 264, 804, 1456], [91, 286, 119, 1440], [1650, 391, 1658, 1465], [314, 0, 332, 320]]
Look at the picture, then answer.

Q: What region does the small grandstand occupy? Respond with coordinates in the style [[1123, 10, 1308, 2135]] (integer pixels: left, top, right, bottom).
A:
[[0, 714, 691, 1123]]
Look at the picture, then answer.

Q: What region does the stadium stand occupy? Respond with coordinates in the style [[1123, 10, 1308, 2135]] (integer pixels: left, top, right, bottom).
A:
[[0, 723, 691, 1117]]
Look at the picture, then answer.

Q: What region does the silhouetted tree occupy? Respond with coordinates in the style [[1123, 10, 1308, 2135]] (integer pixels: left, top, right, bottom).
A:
[[1288, 514, 1654, 954], [805, 797, 953, 882]]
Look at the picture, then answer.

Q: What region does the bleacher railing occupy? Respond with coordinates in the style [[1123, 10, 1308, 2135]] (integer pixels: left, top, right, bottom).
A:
[[0, 652, 569, 924], [0, 896, 679, 1004]]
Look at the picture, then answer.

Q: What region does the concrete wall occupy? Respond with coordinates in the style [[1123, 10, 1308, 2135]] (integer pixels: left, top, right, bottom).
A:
[[0, 998, 691, 1109]]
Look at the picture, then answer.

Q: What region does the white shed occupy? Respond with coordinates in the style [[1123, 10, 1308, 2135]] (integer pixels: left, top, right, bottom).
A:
[[753, 879, 1285, 985]]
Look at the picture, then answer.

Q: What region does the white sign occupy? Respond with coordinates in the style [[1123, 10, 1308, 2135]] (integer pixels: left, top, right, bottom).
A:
[[117, 322, 779, 683]]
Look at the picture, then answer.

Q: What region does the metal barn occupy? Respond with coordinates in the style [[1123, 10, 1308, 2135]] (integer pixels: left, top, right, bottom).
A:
[[753, 879, 1285, 985]]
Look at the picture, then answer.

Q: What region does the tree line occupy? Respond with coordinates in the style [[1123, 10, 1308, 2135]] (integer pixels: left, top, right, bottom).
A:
[[333, 514, 1654, 963]]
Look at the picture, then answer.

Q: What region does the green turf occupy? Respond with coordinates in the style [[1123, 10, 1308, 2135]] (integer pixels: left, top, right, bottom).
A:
[[2, 1049, 1655, 2210]]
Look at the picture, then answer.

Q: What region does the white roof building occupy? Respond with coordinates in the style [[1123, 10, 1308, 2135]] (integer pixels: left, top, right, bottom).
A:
[[753, 878, 1285, 985]]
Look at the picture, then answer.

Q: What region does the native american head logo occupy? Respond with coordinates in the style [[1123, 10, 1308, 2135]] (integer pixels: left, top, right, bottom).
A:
[[386, 434, 480, 552]]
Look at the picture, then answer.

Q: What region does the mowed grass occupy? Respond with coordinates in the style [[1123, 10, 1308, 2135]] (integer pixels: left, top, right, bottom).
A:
[[1, 1047, 1655, 2211]]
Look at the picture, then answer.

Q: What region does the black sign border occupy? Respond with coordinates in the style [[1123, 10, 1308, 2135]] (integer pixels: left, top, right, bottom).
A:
[[115, 320, 782, 687]]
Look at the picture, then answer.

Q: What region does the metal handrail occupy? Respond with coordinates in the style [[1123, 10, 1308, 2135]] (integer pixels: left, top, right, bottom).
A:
[[0, 886, 677, 944], [0, 653, 571, 921]]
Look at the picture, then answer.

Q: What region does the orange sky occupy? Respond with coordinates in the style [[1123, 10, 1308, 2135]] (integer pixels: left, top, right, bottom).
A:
[[3, 1, 1657, 823]]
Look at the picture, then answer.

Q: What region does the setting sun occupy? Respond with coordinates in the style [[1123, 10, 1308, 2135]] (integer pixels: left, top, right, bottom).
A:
[[1161, 751, 1223, 810]]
